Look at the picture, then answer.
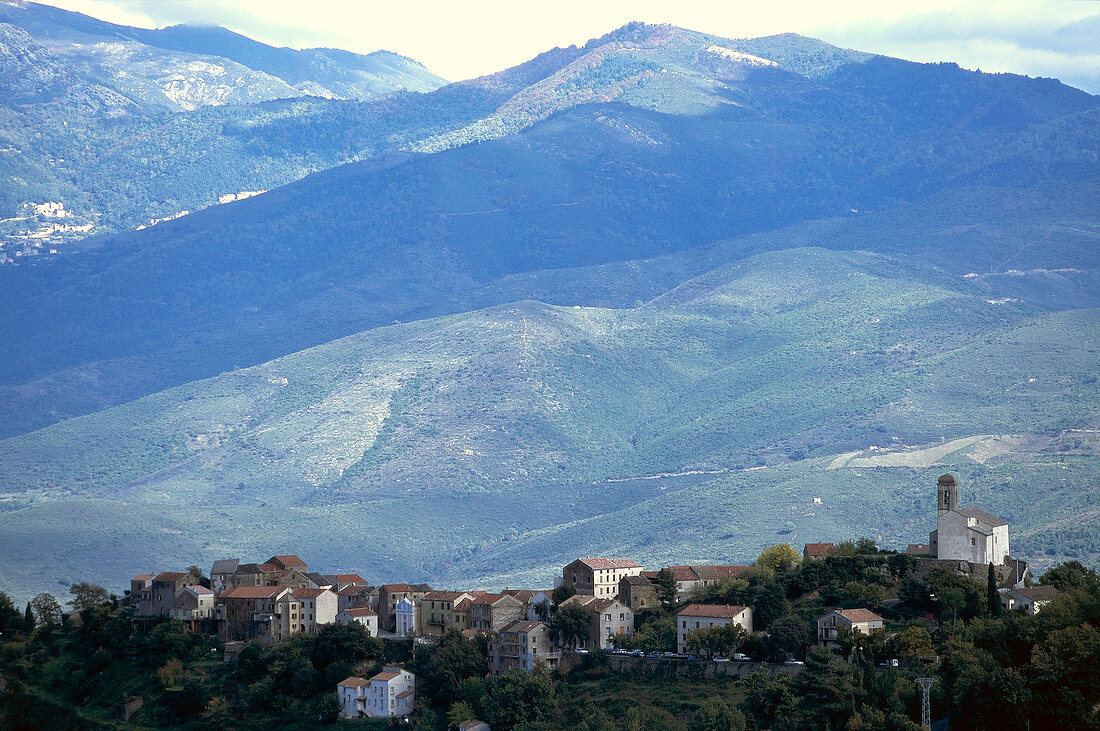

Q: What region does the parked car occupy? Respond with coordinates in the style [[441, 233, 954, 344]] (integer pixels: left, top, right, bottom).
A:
[[574, 649, 589, 654], [714, 657, 730, 663], [784, 658, 805, 665], [879, 658, 899, 667], [733, 653, 751, 662], [629, 650, 645, 657]]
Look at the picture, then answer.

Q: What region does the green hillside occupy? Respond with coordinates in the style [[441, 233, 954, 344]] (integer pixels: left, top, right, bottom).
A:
[[0, 246, 1095, 601]]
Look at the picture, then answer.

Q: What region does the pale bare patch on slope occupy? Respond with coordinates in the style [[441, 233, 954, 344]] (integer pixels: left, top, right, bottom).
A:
[[251, 373, 403, 486]]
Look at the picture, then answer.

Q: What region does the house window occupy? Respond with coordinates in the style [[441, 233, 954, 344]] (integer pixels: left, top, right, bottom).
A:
[[971, 537, 976, 546], [605, 614, 611, 621]]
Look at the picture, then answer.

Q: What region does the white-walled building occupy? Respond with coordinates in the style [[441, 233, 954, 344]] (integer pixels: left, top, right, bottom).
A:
[[395, 597, 418, 637], [929, 474, 1010, 566], [676, 604, 753, 654], [337, 607, 378, 636]]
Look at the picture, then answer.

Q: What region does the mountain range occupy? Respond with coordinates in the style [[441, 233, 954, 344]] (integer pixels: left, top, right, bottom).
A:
[[0, 7, 1097, 601]]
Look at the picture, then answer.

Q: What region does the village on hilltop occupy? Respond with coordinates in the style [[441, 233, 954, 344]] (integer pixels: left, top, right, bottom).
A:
[[117, 474, 1057, 721]]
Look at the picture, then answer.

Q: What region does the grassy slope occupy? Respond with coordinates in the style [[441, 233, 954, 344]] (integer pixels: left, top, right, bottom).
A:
[[0, 247, 1096, 601]]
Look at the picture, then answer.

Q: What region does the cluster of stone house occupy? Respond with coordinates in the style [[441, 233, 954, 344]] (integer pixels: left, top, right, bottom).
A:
[[130, 555, 377, 645]]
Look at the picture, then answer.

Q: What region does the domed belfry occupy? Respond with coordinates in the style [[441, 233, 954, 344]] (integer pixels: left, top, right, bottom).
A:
[[929, 473, 1010, 565], [937, 473, 958, 514]]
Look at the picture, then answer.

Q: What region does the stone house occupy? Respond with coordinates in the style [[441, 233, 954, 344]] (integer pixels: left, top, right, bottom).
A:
[[169, 585, 214, 630], [148, 572, 190, 616], [281, 587, 338, 634], [618, 575, 659, 610], [217, 586, 292, 645], [490, 620, 560, 674], [560, 595, 634, 649], [337, 607, 379, 635], [337, 584, 378, 613], [561, 558, 643, 597], [470, 593, 526, 633], [501, 589, 553, 621], [330, 574, 368, 590], [231, 563, 280, 588], [676, 604, 753, 654], [130, 574, 154, 615], [817, 609, 884, 649], [421, 591, 483, 636], [265, 555, 308, 572], [304, 572, 335, 590], [272, 569, 312, 589], [1000, 585, 1060, 615], [209, 560, 239, 595], [379, 583, 432, 632], [803, 543, 837, 562]]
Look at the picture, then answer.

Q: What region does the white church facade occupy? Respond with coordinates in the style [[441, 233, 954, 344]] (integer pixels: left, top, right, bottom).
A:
[[929, 473, 1010, 566]]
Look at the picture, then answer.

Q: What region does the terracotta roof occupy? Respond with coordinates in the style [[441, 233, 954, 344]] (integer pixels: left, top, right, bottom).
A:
[[588, 598, 620, 612], [219, 586, 286, 600], [677, 603, 749, 619], [132, 574, 154, 581], [290, 588, 329, 599], [559, 595, 599, 608], [706, 565, 750, 579], [333, 573, 367, 584], [424, 590, 470, 601], [454, 599, 472, 612], [371, 671, 400, 682], [395, 690, 414, 699], [211, 559, 239, 574], [337, 584, 373, 596], [957, 507, 1008, 528], [501, 589, 537, 602], [344, 607, 377, 617], [503, 619, 545, 634], [267, 554, 307, 567], [665, 566, 700, 581], [640, 570, 660, 579], [1014, 586, 1060, 601], [832, 609, 883, 623], [804, 543, 836, 557], [383, 583, 412, 592], [183, 585, 213, 595], [154, 572, 189, 582], [576, 557, 643, 570], [339, 676, 371, 688]]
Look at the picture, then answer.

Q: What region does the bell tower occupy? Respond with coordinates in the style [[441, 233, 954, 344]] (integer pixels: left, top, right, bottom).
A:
[[937, 473, 957, 515]]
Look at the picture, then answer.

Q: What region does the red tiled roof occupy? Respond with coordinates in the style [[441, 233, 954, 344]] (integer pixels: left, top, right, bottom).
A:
[[153, 572, 189, 582], [333, 573, 366, 584], [339, 676, 371, 688], [708, 565, 750, 579], [290, 588, 329, 599], [219, 586, 286, 600], [577, 557, 642, 570], [677, 603, 749, 619], [640, 570, 660, 579], [503, 619, 545, 634], [804, 543, 836, 557], [132, 574, 154, 581], [664, 566, 700, 581], [382, 583, 412, 592], [344, 607, 377, 617], [268, 554, 307, 567], [424, 590, 469, 601], [832, 609, 883, 623], [371, 671, 400, 682], [183, 585, 213, 595], [337, 585, 372, 596]]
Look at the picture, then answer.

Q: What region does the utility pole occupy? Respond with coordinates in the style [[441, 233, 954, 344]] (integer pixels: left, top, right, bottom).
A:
[[916, 677, 935, 731]]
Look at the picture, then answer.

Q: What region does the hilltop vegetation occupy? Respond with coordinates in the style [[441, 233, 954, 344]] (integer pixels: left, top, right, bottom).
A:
[[0, 246, 1096, 599]]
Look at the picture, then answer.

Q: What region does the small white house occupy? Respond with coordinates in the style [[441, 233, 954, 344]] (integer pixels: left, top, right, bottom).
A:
[[337, 676, 371, 719], [676, 604, 753, 654], [336, 607, 378, 636], [1000, 586, 1060, 615]]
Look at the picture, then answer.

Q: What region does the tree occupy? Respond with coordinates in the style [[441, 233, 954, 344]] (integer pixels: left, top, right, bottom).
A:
[[157, 657, 184, 688], [30, 592, 61, 630], [1040, 561, 1100, 593], [187, 565, 210, 589], [655, 568, 678, 607], [202, 696, 234, 729], [887, 626, 935, 658], [416, 628, 487, 704], [551, 584, 576, 605], [751, 582, 790, 630], [987, 563, 1002, 618], [766, 616, 809, 661], [484, 671, 553, 730], [793, 647, 860, 730], [691, 697, 746, 731], [551, 602, 595, 650], [739, 670, 795, 729], [447, 700, 477, 728], [68, 582, 109, 612], [24, 601, 33, 630], [0, 590, 22, 633], [855, 538, 878, 555], [755, 544, 800, 575], [317, 692, 342, 724]]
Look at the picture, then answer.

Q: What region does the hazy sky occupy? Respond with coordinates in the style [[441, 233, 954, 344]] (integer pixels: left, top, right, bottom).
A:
[[41, 0, 1100, 93]]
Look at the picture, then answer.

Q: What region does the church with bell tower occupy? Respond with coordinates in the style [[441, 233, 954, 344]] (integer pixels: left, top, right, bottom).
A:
[[928, 473, 1010, 566]]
